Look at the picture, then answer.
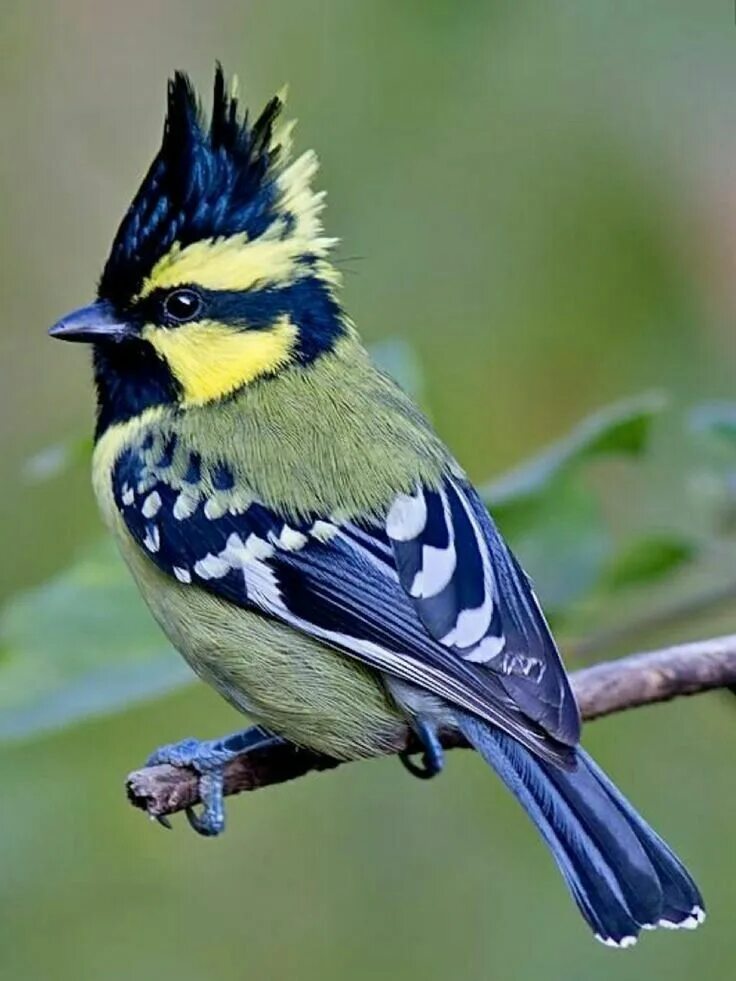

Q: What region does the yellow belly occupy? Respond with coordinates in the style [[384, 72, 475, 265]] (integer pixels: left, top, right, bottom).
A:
[[125, 543, 406, 758]]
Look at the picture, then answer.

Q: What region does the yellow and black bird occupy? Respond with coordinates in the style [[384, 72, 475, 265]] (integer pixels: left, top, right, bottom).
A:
[[50, 67, 704, 947]]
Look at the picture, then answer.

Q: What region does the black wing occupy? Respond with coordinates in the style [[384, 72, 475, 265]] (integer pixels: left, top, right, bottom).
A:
[[386, 477, 580, 745], [113, 444, 578, 763]]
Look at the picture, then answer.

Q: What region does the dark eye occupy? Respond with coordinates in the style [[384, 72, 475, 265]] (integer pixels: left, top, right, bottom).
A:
[[163, 288, 203, 323]]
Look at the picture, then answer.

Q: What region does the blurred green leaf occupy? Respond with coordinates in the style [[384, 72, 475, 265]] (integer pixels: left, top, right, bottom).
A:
[[0, 540, 189, 742], [505, 479, 611, 616], [483, 391, 667, 512], [22, 435, 93, 484], [485, 393, 667, 616], [689, 401, 736, 444], [600, 533, 697, 592]]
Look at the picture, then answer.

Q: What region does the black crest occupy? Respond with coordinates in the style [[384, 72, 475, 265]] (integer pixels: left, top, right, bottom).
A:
[[99, 66, 286, 306]]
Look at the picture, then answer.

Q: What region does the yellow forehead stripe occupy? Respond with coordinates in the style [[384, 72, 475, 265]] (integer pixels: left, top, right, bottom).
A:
[[143, 318, 297, 405], [136, 147, 338, 300], [138, 235, 304, 298]]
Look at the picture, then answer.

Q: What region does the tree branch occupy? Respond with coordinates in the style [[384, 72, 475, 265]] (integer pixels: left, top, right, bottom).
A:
[[126, 633, 736, 822]]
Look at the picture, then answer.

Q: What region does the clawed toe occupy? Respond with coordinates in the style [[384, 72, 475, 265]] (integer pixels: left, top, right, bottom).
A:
[[185, 772, 226, 836], [399, 718, 444, 780], [142, 726, 286, 836], [145, 737, 203, 769]]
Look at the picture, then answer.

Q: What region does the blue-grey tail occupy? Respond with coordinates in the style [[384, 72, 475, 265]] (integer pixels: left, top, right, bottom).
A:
[[457, 714, 704, 947]]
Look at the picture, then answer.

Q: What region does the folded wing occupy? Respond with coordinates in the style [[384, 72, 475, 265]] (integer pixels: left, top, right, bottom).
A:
[[113, 445, 578, 765]]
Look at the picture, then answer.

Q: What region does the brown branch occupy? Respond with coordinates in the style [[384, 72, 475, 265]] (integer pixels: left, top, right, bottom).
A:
[[126, 633, 736, 822]]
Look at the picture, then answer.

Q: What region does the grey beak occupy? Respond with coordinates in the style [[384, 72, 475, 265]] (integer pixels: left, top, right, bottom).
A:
[[49, 300, 134, 343]]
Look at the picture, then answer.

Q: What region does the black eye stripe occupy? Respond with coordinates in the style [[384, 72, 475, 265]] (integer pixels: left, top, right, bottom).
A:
[[135, 278, 333, 329], [129, 276, 345, 362]]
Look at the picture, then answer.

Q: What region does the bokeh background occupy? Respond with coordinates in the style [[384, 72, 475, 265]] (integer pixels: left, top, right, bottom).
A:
[[2, 2, 736, 978]]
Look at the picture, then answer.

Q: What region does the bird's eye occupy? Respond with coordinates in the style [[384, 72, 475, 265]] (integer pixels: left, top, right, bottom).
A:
[[163, 288, 203, 323]]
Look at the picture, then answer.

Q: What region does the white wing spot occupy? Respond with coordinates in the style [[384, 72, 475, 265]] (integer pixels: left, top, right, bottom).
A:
[[594, 934, 637, 949], [121, 484, 135, 506], [194, 553, 230, 580], [461, 635, 506, 663], [310, 520, 338, 543], [439, 479, 496, 648], [410, 542, 457, 599], [276, 526, 308, 551], [659, 906, 705, 930], [143, 525, 160, 553], [386, 486, 427, 542], [441, 599, 494, 649], [242, 555, 282, 606], [220, 533, 249, 566], [173, 566, 192, 584], [245, 534, 275, 561], [173, 491, 198, 521], [142, 491, 162, 518], [204, 496, 228, 520], [409, 486, 456, 598]]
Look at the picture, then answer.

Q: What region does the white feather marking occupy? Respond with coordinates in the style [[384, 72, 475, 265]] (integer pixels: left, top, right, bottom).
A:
[[278, 526, 308, 551], [173, 566, 191, 584], [194, 553, 230, 580], [121, 484, 135, 506], [143, 525, 160, 553], [204, 496, 228, 520], [461, 634, 506, 663], [595, 934, 637, 949], [242, 555, 282, 606], [440, 595, 494, 649], [409, 485, 457, 598], [220, 533, 275, 569], [310, 520, 338, 543], [386, 486, 427, 542], [245, 533, 275, 560], [173, 491, 198, 521], [220, 533, 248, 565], [439, 479, 496, 648], [658, 906, 705, 930], [410, 543, 457, 598], [142, 491, 162, 518]]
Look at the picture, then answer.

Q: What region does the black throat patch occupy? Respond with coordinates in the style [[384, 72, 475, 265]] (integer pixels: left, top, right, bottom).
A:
[[93, 341, 181, 439]]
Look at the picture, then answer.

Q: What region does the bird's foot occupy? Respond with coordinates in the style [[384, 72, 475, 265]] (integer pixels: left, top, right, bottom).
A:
[[399, 718, 444, 780], [145, 725, 284, 836]]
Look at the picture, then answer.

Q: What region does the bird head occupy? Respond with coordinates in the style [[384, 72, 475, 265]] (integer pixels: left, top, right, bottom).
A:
[[50, 66, 345, 435]]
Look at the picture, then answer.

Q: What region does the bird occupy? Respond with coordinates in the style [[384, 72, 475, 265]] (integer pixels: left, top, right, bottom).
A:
[[49, 66, 704, 947]]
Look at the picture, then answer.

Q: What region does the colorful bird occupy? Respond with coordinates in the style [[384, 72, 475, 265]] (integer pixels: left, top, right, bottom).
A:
[[50, 66, 704, 947]]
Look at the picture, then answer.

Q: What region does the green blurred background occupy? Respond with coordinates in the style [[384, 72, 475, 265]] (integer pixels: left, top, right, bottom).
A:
[[2, 1, 736, 978]]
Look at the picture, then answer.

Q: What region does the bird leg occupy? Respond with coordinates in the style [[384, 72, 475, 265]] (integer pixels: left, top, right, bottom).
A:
[[399, 717, 444, 779], [145, 725, 286, 836]]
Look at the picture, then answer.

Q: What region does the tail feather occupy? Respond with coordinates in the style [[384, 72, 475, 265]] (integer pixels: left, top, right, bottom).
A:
[[580, 755, 704, 929], [457, 714, 704, 947]]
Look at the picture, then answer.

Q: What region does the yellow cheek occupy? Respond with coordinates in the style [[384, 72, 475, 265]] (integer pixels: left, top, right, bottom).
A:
[[143, 319, 297, 405]]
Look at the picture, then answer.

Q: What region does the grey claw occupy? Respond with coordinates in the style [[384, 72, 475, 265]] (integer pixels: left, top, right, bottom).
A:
[[153, 813, 173, 829], [184, 771, 226, 837], [185, 804, 224, 837]]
